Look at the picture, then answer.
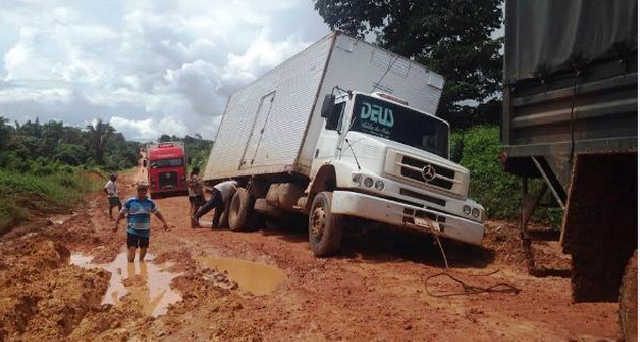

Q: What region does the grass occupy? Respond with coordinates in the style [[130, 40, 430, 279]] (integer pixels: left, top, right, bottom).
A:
[[452, 126, 563, 225], [0, 167, 105, 235]]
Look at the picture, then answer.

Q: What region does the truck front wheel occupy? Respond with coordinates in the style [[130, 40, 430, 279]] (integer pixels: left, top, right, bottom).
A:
[[228, 188, 253, 232], [308, 192, 343, 257], [619, 250, 637, 342]]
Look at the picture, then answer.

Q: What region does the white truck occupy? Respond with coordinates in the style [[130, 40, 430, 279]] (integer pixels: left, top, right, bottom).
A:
[[204, 32, 485, 256]]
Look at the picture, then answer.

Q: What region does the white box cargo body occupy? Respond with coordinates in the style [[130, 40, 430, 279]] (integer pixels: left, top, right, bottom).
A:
[[204, 32, 444, 182]]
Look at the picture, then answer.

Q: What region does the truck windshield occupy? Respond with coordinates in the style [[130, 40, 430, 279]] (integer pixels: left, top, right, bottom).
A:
[[350, 94, 449, 158], [150, 158, 183, 168]]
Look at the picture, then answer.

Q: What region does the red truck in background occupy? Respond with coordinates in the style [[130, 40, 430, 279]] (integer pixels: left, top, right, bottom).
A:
[[146, 142, 188, 198]]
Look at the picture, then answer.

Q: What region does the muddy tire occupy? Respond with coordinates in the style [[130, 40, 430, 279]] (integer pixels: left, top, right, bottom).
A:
[[308, 192, 343, 257], [619, 250, 637, 342], [218, 199, 232, 228], [212, 188, 235, 229], [228, 188, 253, 232]]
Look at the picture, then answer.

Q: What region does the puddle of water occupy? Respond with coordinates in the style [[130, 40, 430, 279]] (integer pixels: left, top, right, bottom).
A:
[[198, 257, 286, 296], [70, 252, 182, 317]]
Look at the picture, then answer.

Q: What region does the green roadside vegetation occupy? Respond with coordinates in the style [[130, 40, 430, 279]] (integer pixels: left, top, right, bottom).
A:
[[0, 116, 213, 235], [0, 167, 104, 234], [451, 126, 562, 225]]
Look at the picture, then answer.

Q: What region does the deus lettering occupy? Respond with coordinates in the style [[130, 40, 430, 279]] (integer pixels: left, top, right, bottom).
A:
[[360, 102, 394, 128]]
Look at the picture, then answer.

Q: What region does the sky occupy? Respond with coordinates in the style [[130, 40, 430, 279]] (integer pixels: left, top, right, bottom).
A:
[[0, 0, 330, 141]]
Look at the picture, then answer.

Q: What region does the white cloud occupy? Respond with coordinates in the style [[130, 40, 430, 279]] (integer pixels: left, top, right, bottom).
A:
[[0, 0, 330, 140], [0, 86, 72, 103], [225, 33, 309, 81]]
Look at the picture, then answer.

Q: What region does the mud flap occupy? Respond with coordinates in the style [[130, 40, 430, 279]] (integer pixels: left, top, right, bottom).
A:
[[561, 152, 637, 302]]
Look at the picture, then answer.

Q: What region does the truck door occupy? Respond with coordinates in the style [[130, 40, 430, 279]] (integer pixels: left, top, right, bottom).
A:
[[240, 91, 276, 169], [310, 101, 346, 175]]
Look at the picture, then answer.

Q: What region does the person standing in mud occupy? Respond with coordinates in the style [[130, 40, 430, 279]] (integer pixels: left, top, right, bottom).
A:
[[113, 182, 169, 262], [104, 173, 121, 220], [191, 180, 237, 228], [187, 167, 206, 227]]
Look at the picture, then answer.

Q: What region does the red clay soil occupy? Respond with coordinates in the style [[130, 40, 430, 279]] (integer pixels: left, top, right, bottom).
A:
[[0, 167, 622, 341]]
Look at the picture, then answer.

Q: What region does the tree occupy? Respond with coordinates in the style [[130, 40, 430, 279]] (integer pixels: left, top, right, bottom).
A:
[[85, 119, 115, 164], [313, 0, 503, 126], [0, 116, 13, 150]]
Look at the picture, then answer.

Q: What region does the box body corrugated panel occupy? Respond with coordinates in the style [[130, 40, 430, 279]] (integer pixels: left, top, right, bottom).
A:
[[204, 35, 333, 180], [204, 32, 444, 181]]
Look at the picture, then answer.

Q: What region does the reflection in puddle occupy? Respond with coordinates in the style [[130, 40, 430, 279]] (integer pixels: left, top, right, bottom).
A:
[[198, 257, 286, 296], [70, 252, 182, 317]]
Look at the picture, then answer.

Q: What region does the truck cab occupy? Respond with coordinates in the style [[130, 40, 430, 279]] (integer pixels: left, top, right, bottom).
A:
[[307, 91, 484, 251], [147, 142, 188, 198]]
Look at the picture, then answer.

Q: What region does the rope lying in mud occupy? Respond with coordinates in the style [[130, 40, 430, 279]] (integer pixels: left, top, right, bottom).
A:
[[424, 272, 521, 297], [425, 236, 522, 297]]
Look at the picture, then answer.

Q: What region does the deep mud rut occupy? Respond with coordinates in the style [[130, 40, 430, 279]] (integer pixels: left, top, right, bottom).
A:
[[0, 167, 622, 341]]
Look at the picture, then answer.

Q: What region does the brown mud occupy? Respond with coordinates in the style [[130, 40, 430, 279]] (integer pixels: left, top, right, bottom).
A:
[[0, 167, 622, 341]]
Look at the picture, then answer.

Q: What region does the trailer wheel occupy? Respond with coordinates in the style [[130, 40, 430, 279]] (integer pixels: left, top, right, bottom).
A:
[[619, 250, 637, 342], [308, 192, 343, 257], [212, 189, 234, 229], [228, 188, 253, 232]]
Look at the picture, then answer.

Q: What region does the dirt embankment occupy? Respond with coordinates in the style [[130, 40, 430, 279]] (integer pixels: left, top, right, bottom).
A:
[[0, 168, 622, 341]]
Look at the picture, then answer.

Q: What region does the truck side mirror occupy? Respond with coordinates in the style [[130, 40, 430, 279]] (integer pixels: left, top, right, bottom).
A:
[[320, 94, 336, 118]]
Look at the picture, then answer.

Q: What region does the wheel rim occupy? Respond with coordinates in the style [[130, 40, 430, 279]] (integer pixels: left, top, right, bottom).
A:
[[310, 206, 326, 242]]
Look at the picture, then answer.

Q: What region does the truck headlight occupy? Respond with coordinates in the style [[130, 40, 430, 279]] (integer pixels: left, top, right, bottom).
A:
[[363, 177, 374, 188], [463, 205, 471, 215], [374, 180, 384, 191], [352, 173, 362, 185], [472, 208, 480, 218]]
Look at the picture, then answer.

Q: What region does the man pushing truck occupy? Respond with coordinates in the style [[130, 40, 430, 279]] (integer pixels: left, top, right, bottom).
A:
[[192, 180, 238, 229]]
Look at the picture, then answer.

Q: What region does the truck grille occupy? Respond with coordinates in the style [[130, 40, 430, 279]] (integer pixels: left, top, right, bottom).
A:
[[384, 149, 468, 199], [399, 156, 455, 190], [159, 171, 178, 189]]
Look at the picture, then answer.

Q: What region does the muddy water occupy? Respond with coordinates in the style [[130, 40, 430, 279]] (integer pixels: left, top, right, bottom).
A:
[[70, 252, 181, 317], [198, 257, 286, 296]]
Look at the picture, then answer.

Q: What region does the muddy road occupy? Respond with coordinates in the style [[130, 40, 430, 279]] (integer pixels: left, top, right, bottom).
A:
[[0, 168, 622, 341]]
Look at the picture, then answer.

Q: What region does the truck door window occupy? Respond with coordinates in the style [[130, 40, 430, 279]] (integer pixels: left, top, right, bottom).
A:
[[325, 102, 345, 131]]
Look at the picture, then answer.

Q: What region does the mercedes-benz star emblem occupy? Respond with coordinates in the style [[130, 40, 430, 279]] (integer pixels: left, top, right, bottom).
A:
[[422, 164, 437, 182]]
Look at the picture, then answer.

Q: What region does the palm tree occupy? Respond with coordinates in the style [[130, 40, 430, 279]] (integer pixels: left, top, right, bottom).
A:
[[85, 118, 115, 164]]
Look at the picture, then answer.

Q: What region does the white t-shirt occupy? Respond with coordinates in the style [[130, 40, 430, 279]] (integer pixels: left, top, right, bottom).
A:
[[104, 180, 118, 197], [214, 181, 237, 203]]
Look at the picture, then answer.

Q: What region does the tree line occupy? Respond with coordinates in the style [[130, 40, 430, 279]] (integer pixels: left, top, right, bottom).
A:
[[0, 116, 212, 175]]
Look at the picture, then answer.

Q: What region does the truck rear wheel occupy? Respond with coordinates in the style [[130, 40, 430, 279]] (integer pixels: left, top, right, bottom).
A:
[[228, 188, 253, 232], [212, 188, 235, 229], [308, 192, 343, 257], [619, 250, 637, 342]]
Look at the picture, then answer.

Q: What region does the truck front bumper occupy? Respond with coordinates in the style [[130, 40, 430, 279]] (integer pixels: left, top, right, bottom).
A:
[[330, 190, 485, 246]]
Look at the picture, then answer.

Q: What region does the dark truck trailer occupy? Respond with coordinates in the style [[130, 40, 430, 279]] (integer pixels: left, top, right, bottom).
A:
[[501, 0, 637, 339]]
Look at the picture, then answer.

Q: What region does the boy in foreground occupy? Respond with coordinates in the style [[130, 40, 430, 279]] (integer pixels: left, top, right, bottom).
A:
[[113, 182, 169, 262]]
